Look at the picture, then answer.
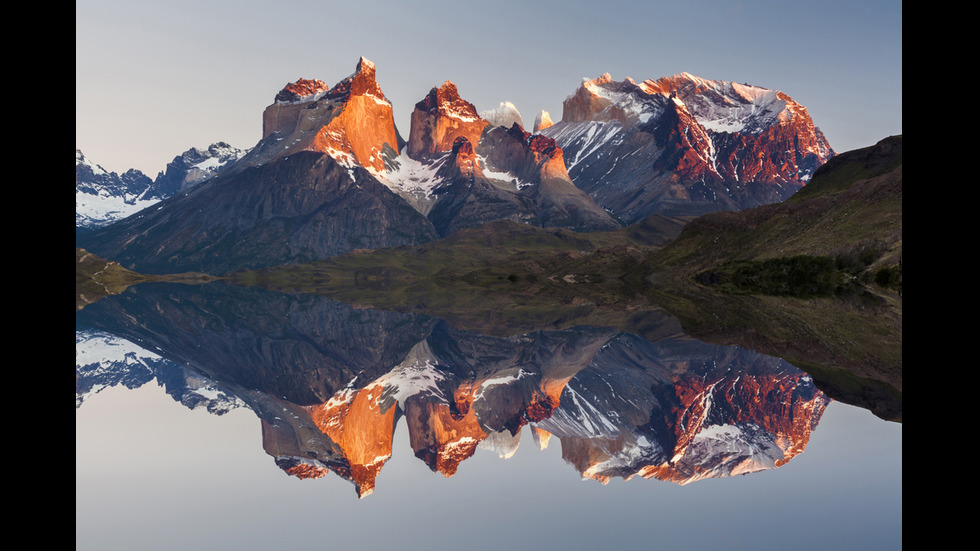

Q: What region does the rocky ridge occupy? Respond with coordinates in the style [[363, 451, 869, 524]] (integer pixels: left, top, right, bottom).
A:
[[541, 72, 834, 222], [76, 144, 247, 228]]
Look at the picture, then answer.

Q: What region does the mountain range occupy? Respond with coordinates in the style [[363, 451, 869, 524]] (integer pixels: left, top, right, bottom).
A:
[[76, 143, 246, 228], [76, 57, 834, 274]]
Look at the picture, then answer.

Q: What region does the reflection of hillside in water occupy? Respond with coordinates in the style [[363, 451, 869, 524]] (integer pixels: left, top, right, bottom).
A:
[[76, 282, 828, 497]]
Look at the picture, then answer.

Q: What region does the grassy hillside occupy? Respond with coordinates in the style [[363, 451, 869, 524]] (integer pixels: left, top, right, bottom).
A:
[[647, 135, 903, 290], [641, 136, 903, 420]]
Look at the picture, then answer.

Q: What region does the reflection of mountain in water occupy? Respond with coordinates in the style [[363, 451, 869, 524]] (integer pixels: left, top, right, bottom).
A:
[[76, 282, 828, 497]]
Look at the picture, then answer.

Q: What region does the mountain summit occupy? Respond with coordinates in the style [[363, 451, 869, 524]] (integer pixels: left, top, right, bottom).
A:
[[406, 81, 489, 160], [249, 57, 402, 174], [541, 72, 834, 222]]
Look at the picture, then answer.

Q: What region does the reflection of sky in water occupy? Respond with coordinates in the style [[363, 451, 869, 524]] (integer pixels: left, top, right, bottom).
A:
[[76, 381, 901, 551]]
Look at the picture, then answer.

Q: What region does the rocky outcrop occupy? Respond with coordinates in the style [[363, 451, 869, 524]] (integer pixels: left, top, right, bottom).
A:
[[273, 78, 331, 103], [305, 380, 400, 497], [533, 110, 553, 132], [445, 136, 483, 180], [257, 57, 401, 174], [562, 73, 661, 126], [406, 81, 489, 159], [152, 142, 247, 198]]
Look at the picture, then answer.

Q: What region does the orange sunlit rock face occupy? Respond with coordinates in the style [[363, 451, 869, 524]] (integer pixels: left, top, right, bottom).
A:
[[275, 78, 331, 103], [404, 393, 486, 477], [261, 57, 400, 174], [305, 381, 398, 497], [533, 110, 553, 133], [669, 370, 823, 468], [284, 462, 331, 480], [407, 81, 489, 159], [562, 73, 624, 124], [530, 426, 552, 450]]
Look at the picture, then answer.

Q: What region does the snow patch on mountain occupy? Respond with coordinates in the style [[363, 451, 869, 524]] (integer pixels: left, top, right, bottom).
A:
[[377, 150, 449, 201], [479, 154, 530, 190], [76, 144, 248, 228], [75, 329, 247, 415], [375, 341, 448, 408], [475, 368, 531, 402], [534, 384, 622, 438], [76, 150, 159, 228], [76, 329, 162, 366], [75, 187, 160, 228], [539, 121, 625, 172]]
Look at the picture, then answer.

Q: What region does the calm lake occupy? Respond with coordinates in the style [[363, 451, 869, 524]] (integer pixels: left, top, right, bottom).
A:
[[76, 282, 901, 551]]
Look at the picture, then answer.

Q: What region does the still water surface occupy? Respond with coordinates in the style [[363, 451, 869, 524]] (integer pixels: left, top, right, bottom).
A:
[[76, 283, 901, 550]]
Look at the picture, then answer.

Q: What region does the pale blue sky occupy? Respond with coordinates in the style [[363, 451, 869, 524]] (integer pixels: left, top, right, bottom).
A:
[[76, 0, 902, 176]]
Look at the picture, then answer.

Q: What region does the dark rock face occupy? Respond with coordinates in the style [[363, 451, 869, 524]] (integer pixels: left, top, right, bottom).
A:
[[426, 137, 540, 236], [75, 151, 154, 198], [477, 124, 621, 231], [151, 142, 247, 199], [78, 151, 439, 274]]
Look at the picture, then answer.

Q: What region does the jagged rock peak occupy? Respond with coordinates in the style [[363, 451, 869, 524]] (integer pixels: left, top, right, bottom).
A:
[[533, 110, 553, 133], [273, 57, 388, 105], [505, 123, 561, 162], [258, 58, 400, 174], [407, 81, 488, 160], [416, 81, 482, 122], [563, 73, 660, 126], [274, 78, 331, 103], [75, 149, 105, 174], [480, 101, 524, 129], [330, 56, 388, 103]]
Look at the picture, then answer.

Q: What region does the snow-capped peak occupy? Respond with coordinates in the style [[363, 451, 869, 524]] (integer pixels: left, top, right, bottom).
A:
[[479, 101, 524, 129], [76, 149, 107, 175]]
